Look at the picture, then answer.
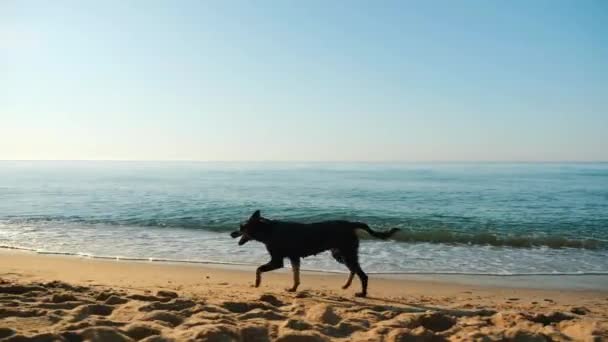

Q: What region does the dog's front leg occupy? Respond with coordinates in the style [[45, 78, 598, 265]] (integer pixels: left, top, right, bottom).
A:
[[287, 257, 300, 292], [342, 272, 354, 289], [255, 258, 283, 288]]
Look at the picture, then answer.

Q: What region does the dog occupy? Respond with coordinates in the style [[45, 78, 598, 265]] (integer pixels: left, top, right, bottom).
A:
[[230, 210, 399, 297]]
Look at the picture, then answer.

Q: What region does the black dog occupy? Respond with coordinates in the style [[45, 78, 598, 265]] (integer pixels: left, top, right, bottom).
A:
[[230, 210, 399, 297]]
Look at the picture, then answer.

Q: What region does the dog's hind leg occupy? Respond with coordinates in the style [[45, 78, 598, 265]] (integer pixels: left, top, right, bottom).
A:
[[287, 257, 300, 292], [255, 257, 283, 288], [342, 272, 354, 289], [343, 253, 368, 297], [333, 248, 354, 289]]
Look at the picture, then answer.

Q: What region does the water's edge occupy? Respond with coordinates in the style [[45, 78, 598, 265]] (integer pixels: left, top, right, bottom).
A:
[[3, 244, 608, 277], [3, 247, 607, 291]]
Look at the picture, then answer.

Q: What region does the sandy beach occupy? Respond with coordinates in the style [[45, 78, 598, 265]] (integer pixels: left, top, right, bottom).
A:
[[0, 250, 606, 341]]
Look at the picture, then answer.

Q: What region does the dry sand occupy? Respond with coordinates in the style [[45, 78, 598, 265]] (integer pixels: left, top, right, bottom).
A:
[[0, 250, 607, 341]]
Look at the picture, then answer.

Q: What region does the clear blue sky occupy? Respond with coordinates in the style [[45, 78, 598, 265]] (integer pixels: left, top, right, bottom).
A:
[[1, 1, 606, 161]]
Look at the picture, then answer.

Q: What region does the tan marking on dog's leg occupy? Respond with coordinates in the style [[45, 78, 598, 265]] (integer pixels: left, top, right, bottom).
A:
[[288, 264, 300, 292], [342, 272, 354, 289], [256, 259, 283, 288], [255, 269, 262, 287]]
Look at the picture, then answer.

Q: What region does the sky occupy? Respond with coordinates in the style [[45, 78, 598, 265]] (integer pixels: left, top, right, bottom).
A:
[[1, 1, 607, 161]]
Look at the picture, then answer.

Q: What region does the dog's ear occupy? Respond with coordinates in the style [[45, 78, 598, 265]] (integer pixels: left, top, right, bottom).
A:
[[250, 210, 261, 221]]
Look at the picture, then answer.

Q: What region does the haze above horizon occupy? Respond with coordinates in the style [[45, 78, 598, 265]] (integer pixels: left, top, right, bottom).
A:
[[2, 1, 606, 162]]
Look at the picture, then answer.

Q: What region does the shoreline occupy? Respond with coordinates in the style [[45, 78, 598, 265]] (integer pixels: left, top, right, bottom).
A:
[[2, 248, 607, 292], [2, 249, 607, 297]]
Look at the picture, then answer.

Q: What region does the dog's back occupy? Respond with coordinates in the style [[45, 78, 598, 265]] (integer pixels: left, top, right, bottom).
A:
[[264, 220, 362, 258]]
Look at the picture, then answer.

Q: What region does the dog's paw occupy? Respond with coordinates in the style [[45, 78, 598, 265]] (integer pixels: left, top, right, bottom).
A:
[[354, 292, 367, 298], [341, 284, 351, 290], [285, 287, 297, 292]]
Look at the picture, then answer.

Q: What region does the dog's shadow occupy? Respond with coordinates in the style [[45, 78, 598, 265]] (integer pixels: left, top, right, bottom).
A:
[[291, 290, 495, 318]]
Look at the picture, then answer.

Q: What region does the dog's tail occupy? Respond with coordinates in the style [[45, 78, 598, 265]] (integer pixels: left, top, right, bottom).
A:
[[355, 223, 399, 240]]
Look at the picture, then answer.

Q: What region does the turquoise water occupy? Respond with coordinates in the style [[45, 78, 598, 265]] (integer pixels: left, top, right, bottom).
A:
[[1, 161, 607, 275]]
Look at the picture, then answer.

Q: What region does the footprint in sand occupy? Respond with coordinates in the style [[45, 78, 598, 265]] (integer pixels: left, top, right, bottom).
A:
[[140, 310, 184, 327], [238, 308, 287, 321], [259, 294, 285, 307], [240, 324, 271, 342], [70, 304, 115, 322], [36, 301, 86, 310], [77, 326, 132, 342], [48, 293, 79, 303], [156, 290, 178, 299], [180, 324, 241, 342], [282, 319, 313, 331], [306, 304, 341, 325], [570, 307, 589, 315], [138, 299, 196, 312], [0, 327, 16, 339], [417, 313, 457, 332], [0, 284, 47, 295], [276, 330, 327, 342], [105, 295, 129, 305], [221, 301, 277, 314], [525, 312, 574, 325], [128, 294, 168, 302], [122, 322, 163, 340]]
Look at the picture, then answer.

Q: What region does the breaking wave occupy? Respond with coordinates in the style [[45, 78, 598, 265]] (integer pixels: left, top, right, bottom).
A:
[[3, 215, 605, 250]]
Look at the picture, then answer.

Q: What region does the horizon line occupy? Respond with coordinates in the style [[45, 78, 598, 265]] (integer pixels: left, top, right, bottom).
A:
[[1, 159, 607, 164]]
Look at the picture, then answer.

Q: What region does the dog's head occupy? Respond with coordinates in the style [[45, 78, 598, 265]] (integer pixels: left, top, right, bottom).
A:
[[230, 210, 271, 246]]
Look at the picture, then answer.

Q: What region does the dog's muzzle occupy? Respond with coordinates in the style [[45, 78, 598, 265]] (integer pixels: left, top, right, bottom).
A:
[[230, 231, 251, 245], [238, 235, 250, 245]]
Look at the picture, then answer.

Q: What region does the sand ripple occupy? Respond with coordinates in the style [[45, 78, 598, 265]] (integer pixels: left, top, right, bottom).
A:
[[0, 279, 606, 341]]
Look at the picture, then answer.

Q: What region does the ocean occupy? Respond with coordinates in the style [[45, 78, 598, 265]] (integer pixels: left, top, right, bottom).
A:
[[1, 161, 607, 277]]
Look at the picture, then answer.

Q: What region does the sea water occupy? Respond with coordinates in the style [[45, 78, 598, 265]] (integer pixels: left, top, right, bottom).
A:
[[1, 161, 607, 277]]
